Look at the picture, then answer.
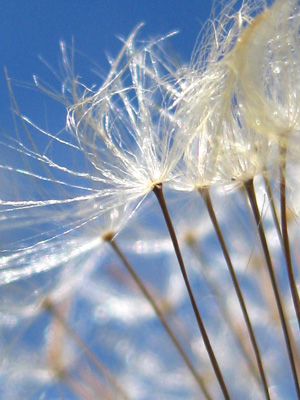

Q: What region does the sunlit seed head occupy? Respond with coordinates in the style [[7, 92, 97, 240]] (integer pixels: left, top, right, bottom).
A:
[[1, 28, 186, 289], [226, 0, 300, 151], [171, 1, 274, 192], [67, 29, 189, 208]]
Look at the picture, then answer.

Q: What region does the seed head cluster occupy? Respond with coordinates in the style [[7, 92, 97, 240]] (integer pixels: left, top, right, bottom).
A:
[[1, 1, 300, 399]]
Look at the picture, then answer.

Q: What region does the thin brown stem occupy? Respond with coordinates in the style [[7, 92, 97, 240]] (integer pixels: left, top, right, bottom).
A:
[[153, 184, 231, 400], [187, 238, 261, 387], [106, 237, 212, 400], [263, 175, 283, 245], [279, 147, 300, 329], [244, 178, 300, 399], [199, 187, 270, 400], [42, 298, 131, 400]]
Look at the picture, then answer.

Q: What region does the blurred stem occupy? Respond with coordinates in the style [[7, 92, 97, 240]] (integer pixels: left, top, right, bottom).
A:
[[199, 187, 270, 400], [244, 178, 300, 399], [106, 237, 212, 400], [187, 237, 261, 388], [279, 146, 300, 329], [42, 299, 131, 400], [153, 183, 231, 400]]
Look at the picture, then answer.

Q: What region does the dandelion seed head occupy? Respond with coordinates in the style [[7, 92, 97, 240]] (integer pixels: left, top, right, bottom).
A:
[[1, 27, 187, 282], [226, 0, 300, 151], [66, 30, 188, 209], [172, 0, 283, 191]]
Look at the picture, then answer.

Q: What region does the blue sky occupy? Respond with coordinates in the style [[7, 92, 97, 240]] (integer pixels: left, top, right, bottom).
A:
[[0, 0, 234, 134]]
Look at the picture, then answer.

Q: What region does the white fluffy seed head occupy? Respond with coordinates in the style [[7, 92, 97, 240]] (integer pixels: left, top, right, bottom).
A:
[[67, 29, 190, 205], [1, 29, 189, 284], [172, 0, 284, 190], [225, 0, 300, 152]]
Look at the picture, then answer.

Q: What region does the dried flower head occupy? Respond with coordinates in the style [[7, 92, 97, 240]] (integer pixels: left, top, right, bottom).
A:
[[225, 0, 300, 152], [0, 28, 187, 280], [67, 27, 188, 206], [171, 0, 282, 190]]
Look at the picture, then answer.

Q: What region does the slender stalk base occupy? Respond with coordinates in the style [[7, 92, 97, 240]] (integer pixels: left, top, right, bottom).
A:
[[263, 175, 283, 245], [187, 238, 261, 387], [42, 298, 131, 400], [199, 187, 270, 400], [105, 237, 212, 400], [279, 149, 300, 329], [153, 184, 231, 400], [244, 179, 300, 399]]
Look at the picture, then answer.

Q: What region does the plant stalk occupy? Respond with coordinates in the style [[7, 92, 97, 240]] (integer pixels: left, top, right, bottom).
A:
[[42, 298, 131, 400], [244, 178, 300, 399], [106, 236, 212, 400], [153, 183, 231, 400], [199, 187, 270, 400], [279, 147, 300, 329]]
